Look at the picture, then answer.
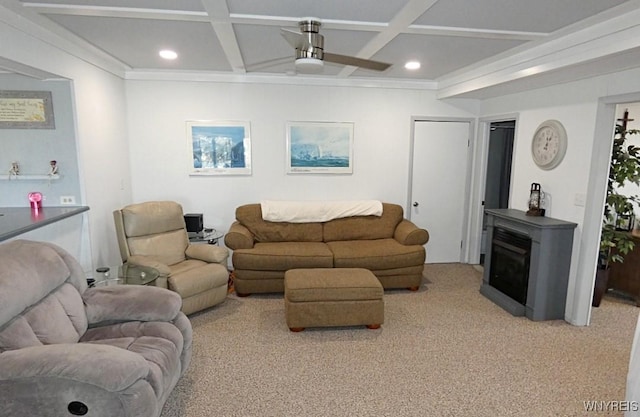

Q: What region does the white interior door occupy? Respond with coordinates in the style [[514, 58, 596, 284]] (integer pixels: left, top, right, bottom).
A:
[[410, 120, 471, 263]]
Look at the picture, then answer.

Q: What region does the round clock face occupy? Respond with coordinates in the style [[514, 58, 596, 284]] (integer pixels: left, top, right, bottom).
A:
[[531, 120, 567, 170]]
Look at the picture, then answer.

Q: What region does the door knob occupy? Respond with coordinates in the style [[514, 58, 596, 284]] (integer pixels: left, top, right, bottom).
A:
[[413, 202, 419, 207]]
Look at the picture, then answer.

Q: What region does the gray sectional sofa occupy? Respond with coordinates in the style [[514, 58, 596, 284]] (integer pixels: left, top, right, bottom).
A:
[[0, 240, 192, 417]]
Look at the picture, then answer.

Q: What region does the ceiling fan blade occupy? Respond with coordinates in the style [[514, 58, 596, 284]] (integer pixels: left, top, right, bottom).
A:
[[280, 28, 305, 49], [323, 52, 391, 71], [246, 56, 292, 72]]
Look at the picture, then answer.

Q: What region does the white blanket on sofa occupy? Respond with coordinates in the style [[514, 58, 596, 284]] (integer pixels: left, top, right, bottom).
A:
[[260, 200, 383, 223]]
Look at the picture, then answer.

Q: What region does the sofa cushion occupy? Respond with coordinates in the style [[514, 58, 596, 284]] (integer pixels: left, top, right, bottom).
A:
[[285, 268, 383, 302], [327, 239, 426, 270], [0, 241, 86, 332], [0, 240, 91, 352], [235, 204, 323, 242], [81, 320, 183, 400], [323, 203, 403, 242], [127, 229, 188, 266], [168, 262, 229, 298], [0, 283, 89, 352], [121, 201, 185, 237], [232, 242, 334, 271]]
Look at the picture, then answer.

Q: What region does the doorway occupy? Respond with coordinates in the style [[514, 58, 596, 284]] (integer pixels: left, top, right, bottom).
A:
[[480, 120, 515, 264], [408, 118, 473, 263]]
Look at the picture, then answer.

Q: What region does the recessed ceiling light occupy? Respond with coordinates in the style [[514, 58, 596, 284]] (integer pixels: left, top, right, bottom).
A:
[[405, 61, 421, 70], [159, 49, 178, 60]]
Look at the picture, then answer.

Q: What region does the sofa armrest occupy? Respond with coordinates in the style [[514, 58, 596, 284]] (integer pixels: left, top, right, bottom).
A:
[[127, 255, 171, 276], [394, 219, 430, 245], [186, 244, 229, 264], [0, 343, 147, 392], [224, 221, 255, 249], [83, 285, 182, 325]]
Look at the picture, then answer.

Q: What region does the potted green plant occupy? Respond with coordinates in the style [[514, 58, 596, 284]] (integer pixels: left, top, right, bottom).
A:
[[593, 112, 640, 306]]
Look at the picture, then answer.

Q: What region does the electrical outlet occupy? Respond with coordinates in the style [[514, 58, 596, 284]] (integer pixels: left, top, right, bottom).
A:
[[60, 196, 76, 205]]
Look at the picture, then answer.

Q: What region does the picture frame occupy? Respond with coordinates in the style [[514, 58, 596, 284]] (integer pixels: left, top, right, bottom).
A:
[[186, 120, 251, 176], [0, 90, 55, 129], [286, 121, 354, 174]]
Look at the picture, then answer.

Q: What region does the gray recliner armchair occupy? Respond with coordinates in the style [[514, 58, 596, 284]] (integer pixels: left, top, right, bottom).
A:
[[113, 200, 229, 315], [0, 239, 192, 417]]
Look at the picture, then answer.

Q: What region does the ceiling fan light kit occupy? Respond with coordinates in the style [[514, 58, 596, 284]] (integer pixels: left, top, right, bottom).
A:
[[295, 57, 324, 73]]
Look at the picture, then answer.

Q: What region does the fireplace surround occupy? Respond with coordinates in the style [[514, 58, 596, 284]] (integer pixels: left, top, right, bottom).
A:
[[481, 209, 577, 321]]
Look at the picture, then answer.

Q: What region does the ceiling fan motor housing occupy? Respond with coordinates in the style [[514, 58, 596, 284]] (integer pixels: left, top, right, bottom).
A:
[[296, 19, 324, 60]]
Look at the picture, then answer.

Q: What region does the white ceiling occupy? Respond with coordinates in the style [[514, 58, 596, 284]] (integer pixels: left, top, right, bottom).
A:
[[5, 0, 640, 98]]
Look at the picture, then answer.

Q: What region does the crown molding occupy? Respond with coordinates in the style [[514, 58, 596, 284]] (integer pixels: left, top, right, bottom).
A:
[[437, 2, 640, 98], [124, 69, 438, 91]]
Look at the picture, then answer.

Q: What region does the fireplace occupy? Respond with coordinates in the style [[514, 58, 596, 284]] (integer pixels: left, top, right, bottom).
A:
[[488, 227, 532, 305], [480, 209, 577, 321]]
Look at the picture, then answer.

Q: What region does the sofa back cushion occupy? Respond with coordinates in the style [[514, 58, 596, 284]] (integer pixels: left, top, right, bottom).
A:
[[0, 240, 88, 352], [120, 201, 189, 266], [323, 203, 404, 242], [235, 204, 323, 242]]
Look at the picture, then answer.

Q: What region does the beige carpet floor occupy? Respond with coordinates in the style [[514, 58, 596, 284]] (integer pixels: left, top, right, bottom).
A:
[[160, 264, 639, 417]]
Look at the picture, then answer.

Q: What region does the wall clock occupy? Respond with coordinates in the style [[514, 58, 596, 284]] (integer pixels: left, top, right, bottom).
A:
[[531, 119, 567, 170]]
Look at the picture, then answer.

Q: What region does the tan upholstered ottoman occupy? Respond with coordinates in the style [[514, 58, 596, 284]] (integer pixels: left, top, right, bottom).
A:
[[284, 268, 384, 332]]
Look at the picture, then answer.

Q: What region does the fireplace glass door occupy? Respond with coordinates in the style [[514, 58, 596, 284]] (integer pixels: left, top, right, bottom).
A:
[[489, 228, 532, 305]]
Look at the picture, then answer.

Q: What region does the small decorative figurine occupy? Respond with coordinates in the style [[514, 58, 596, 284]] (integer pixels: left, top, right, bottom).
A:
[[9, 161, 19, 177], [48, 160, 58, 176]]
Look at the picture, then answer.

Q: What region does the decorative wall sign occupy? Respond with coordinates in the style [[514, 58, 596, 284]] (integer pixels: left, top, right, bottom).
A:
[[286, 121, 354, 174], [0, 91, 55, 129], [186, 120, 251, 176]]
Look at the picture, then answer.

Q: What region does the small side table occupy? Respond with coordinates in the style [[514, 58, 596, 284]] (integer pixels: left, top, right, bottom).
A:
[[91, 264, 160, 287], [189, 229, 224, 245]]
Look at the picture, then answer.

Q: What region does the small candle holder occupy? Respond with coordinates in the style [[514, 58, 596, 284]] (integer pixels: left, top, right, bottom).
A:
[[28, 192, 43, 211]]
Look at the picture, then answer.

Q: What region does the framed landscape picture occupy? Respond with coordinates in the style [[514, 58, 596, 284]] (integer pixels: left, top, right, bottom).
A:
[[286, 121, 354, 174], [186, 120, 251, 176]]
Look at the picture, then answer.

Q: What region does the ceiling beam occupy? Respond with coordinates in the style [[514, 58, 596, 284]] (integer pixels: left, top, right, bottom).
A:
[[22, 3, 547, 41], [406, 24, 546, 41], [336, 0, 440, 78], [20, 3, 211, 22], [199, 0, 245, 74]]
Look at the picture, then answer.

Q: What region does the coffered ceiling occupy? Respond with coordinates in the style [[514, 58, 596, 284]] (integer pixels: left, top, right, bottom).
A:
[[4, 0, 640, 98]]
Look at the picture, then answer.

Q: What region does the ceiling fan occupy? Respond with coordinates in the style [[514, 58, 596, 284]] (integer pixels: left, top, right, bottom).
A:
[[280, 18, 392, 74]]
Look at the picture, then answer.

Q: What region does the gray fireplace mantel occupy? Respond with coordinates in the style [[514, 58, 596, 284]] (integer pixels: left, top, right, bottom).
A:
[[481, 209, 577, 321]]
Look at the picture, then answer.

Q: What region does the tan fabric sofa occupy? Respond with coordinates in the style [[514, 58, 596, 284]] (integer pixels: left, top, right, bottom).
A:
[[224, 203, 429, 295]]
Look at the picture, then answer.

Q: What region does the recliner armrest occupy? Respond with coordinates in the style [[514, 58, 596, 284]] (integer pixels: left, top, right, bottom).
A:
[[185, 244, 228, 264], [127, 255, 171, 276], [393, 219, 430, 245], [83, 285, 182, 325], [0, 343, 147, 392]]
